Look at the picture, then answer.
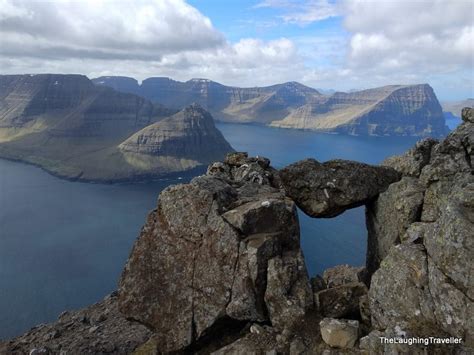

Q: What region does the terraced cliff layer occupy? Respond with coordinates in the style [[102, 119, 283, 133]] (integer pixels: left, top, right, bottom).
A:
[[94, 76, 448, 137], [0, 74, 233, 182]]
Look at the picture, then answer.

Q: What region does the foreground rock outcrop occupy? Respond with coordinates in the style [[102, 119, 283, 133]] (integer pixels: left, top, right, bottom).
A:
[[118, 152, 312, 352], [280, 159, 400, 217], [366, 107, 474, 347], [2, 108, 472, 354]]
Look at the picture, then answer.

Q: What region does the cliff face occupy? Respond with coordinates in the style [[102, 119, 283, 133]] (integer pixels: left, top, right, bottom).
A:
[[118, 104, 234, 174], [272, 84, 448, 137], [94, 77, 448, 137], [0, 74, 232, 182], [2, 108, 472, 354]]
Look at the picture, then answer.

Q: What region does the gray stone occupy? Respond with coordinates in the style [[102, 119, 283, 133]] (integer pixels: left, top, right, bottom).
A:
[[368, 244, 438, 335], [319, 318, 359, 349], [280, 159, 400, 218], [315, 282, 367, 319], [382, 138, 438, 177], [322, 264, 367, 288], [462, 107, 473, 123], [366, 177, 425, 272], [264, 250, 313, 331], [118, 156, 311, 352]]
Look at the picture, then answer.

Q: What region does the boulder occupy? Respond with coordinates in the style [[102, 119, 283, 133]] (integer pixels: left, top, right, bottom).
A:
[[118, 154, 312, 352], [280, 159, 400, 218], [264, 251, 313, 331], [315, 282, 367, 319], [368, 243, 438, 335], [322, 264, 367, 288], [319, 318, 359, 349], [366, 177, 425, 273]]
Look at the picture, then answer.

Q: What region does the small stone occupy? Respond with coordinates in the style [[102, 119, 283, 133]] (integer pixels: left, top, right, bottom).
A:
[[289, 337, 307, 355], [88, 326, 99, 333], [250, 324, 264, 334], [320, 318, 359, 349]]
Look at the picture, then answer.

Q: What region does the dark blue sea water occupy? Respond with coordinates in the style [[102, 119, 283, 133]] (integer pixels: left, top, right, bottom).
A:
[[0, 124, 420, 339]]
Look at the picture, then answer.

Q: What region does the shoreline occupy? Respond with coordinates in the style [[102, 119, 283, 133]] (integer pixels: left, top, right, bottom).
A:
[[0, 153, 207, 185]]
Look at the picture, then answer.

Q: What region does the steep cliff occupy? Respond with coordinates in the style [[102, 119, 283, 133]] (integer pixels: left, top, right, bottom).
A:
[[271, 84, 448, 137], [0, 74, 232, 182], [118, 104, 234, 175], [94, 77, 448, 137]]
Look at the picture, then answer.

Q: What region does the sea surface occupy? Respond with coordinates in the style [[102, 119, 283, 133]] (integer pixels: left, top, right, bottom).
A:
[[0, 123, 425, 339]]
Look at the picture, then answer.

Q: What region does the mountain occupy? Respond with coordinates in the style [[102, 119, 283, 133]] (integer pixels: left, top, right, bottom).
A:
[[118, 104, 234, 171], [441, 98, 474, 117], [93, 77, 448, 137], [0, 74, 233, 182], [271, 84, 448, 136]]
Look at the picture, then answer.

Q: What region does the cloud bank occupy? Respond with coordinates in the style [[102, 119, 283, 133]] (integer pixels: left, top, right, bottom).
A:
[[0, 0, 472, 99]]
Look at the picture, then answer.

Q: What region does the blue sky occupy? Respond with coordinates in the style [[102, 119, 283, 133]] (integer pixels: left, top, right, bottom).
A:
[[0, 0, 472, 100]]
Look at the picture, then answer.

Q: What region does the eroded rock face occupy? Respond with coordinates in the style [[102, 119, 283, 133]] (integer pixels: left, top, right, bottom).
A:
[[366, 177, 425, 272], [118, 153, 312, 353], [367, 107, 474, 347], [280, 159, 400, 218]]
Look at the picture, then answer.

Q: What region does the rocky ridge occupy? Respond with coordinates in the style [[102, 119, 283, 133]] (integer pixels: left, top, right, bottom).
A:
[[1, 108, 472, 354], [94, 76, 448, 137]]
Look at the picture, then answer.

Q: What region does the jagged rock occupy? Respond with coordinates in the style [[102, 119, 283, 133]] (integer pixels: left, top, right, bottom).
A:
[[315, 282, 367, 318], [368, 243, 438, 335], [264, 251, 313, 332], [118, 155, 311, 353], [310, 275, 326, 293], [289, 337, 308, 355], [428, 260, 474, 345], [382, 138, 438, 177], [210, 328, 279, 355], [322, 264, 367, 288], [419, 121, 473, 222], [366, 177, 425, 272], [319, 318, 359, 349], [280, 159, 400, 218], [462, 107, 473, 123], [0, 292, 151, 354], [358, 294, 371, 326], [424, 183, 474, 300]]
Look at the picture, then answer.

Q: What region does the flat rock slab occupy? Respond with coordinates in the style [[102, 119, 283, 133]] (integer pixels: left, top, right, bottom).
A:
[[279, 159, 400, 218]]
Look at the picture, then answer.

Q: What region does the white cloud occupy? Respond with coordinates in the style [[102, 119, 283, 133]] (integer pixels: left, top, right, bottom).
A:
[[0, 0, 224, 60], [254, 0, 340, 25], [343, 0, 474, 75]]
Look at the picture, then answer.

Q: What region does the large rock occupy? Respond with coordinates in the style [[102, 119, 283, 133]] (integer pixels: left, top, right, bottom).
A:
[[319, 318, 359, 349], [315, 282, 367, 319], [366, 177, 425, 272], [280, 159, 400, 218], [367, 111, 474, 349], [118, 154, 312, 352], [322, 264, 367, 288], [369, 243, 438, 335]]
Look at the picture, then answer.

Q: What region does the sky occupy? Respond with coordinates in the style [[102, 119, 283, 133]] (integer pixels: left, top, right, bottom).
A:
[[0, 0, 473, 100]]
